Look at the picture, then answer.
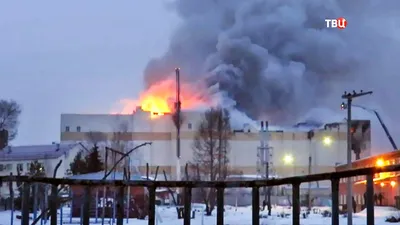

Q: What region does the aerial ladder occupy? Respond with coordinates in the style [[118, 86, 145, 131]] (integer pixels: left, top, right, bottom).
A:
[[353, 104, 398, 150]]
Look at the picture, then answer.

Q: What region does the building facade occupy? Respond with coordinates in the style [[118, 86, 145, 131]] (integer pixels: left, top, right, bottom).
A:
[[0, 144, 81, 198], [60, 108, 371, 182], [336, 151, 400, 210]]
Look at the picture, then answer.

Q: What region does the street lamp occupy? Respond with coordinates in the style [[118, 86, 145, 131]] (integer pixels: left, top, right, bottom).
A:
[[283, 154, 294, 165], [376, 159, 385, 167], [322, 136, 333, 146]]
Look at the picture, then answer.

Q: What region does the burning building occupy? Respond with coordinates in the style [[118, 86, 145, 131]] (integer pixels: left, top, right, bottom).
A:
[[60, 108, 372, 182]]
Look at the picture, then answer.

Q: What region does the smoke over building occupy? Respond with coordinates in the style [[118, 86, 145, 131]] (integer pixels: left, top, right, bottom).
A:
[[142, 0, 400, 128]]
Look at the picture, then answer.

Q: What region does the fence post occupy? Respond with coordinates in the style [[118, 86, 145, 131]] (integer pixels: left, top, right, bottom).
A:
[[148, 186, 156, 225], [33, 183, 38, 220], [116, 186, 125, 225], [216, 187, 224, 225], [21, 182, 31, 225], [331, 178, 340, 225], [50, 184, 58, 225], [366, 174, 374, 225], [82, 186, 91, 225], [292, 182, 300, 225], [184, 187, 192, 225], [252, 187, 260, 225]]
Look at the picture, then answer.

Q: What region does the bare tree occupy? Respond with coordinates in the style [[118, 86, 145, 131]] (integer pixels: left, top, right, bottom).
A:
[[0, 100, 21, 142], [192, 107, 231, 216], [86, 131, 107, 147], [108, 122, 130, 172]]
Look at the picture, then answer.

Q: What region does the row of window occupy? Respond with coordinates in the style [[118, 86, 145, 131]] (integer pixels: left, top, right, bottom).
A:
[[340, 176, 366, 183], [65, 126, 81, 132], [64, 123, 194, 132], [0, 163, 39, 172]]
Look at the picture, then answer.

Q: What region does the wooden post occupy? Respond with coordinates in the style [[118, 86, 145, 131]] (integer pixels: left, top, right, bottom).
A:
[[331, 178, 340, 225], [148, 186, 156, 225], [216, 187, 224, 225], [116, 186, 125, 225], [292, 182, 300, 225], [21, 182, 31, 225], [252, 187, 259, 225], [184, 187, 192, 225], [50, 184, 58, 225], [366, 174, 374, 225], [82, 186, 91, 225]]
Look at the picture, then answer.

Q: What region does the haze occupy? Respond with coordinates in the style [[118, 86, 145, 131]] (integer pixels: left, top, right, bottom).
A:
[[0, 0, 179, 145]]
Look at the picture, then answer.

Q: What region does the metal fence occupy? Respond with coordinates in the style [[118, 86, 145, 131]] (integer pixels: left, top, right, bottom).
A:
[[2, 164, 400, 225]]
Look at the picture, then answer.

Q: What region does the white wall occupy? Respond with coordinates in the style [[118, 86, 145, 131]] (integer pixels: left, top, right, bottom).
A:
[[60, 112, 370, 180], [0, 145, 81, 198]]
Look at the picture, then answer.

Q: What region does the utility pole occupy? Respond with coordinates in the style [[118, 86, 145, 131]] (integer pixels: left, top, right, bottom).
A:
[[259, 121, 272, 215], [175, 68, 182, 182], [307, 130, 314, 211], [341, 90, 373, 225]]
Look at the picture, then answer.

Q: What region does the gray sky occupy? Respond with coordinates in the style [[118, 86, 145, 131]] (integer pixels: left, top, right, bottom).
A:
[[0, 1, 179, 145]]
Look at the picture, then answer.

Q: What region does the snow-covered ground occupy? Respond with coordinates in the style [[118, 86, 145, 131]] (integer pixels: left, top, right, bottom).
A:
[[0, 205, 398, 225]]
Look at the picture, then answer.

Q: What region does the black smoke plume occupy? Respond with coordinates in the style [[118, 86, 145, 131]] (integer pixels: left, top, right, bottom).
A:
[[143, 0, 400, 129]]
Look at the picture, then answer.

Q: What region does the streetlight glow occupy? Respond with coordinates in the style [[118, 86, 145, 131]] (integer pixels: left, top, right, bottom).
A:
[[322, 136, 333, 146], [283, 154, 294, 165], [391, 181, 396, 187], [376, 158, 385, 167]]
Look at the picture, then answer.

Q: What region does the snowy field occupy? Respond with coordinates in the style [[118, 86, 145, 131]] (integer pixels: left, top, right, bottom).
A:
[[0, 205, 399, 225]]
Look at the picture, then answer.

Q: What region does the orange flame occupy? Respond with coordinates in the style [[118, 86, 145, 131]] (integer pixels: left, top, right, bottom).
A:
[[115, 79, 208, 118]]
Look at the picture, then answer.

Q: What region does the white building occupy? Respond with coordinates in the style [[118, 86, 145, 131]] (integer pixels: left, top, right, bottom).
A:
[[0, 144, 81, 198], [60, 107, 372, 181]]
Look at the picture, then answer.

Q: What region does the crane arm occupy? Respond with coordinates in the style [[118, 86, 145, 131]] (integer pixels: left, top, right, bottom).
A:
[[373, 111, 398, 150]]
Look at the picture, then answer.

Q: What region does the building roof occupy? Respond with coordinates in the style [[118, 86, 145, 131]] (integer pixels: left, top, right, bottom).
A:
[[67, 171, 144, 181], [336, 150, 400, 171], [0, 143, 78, 162]]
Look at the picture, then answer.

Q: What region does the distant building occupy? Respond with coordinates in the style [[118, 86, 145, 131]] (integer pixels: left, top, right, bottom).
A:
[[60, 107, 372, 184], [0, 143, 81, 198]]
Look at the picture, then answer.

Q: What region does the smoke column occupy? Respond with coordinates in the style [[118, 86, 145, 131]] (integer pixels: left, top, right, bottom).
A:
[[143, 0, 400, 133]]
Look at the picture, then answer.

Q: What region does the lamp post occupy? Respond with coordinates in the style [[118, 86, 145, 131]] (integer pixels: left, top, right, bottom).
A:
[[341, 90, 373, 225]]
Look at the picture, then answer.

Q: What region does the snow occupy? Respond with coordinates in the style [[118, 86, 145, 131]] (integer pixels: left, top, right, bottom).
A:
[[0, 205, 398, 225]]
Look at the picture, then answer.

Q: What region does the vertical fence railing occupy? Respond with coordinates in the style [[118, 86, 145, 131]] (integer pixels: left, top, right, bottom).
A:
[[21, 182, 30, 225], [1, 165, 399, 225], [148, 186, 156, 225], [252, 187, 259, 225], [331, 178, 340, 225]]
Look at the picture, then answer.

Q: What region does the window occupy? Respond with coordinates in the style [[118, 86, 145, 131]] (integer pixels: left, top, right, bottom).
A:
[[5, 164, 12, 171], [188, 123, 192, 129], [77, 126, 81, 132], [17, 163, 23, 172], [0, 164, 3, 171], [65, 126, 70, 132]]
